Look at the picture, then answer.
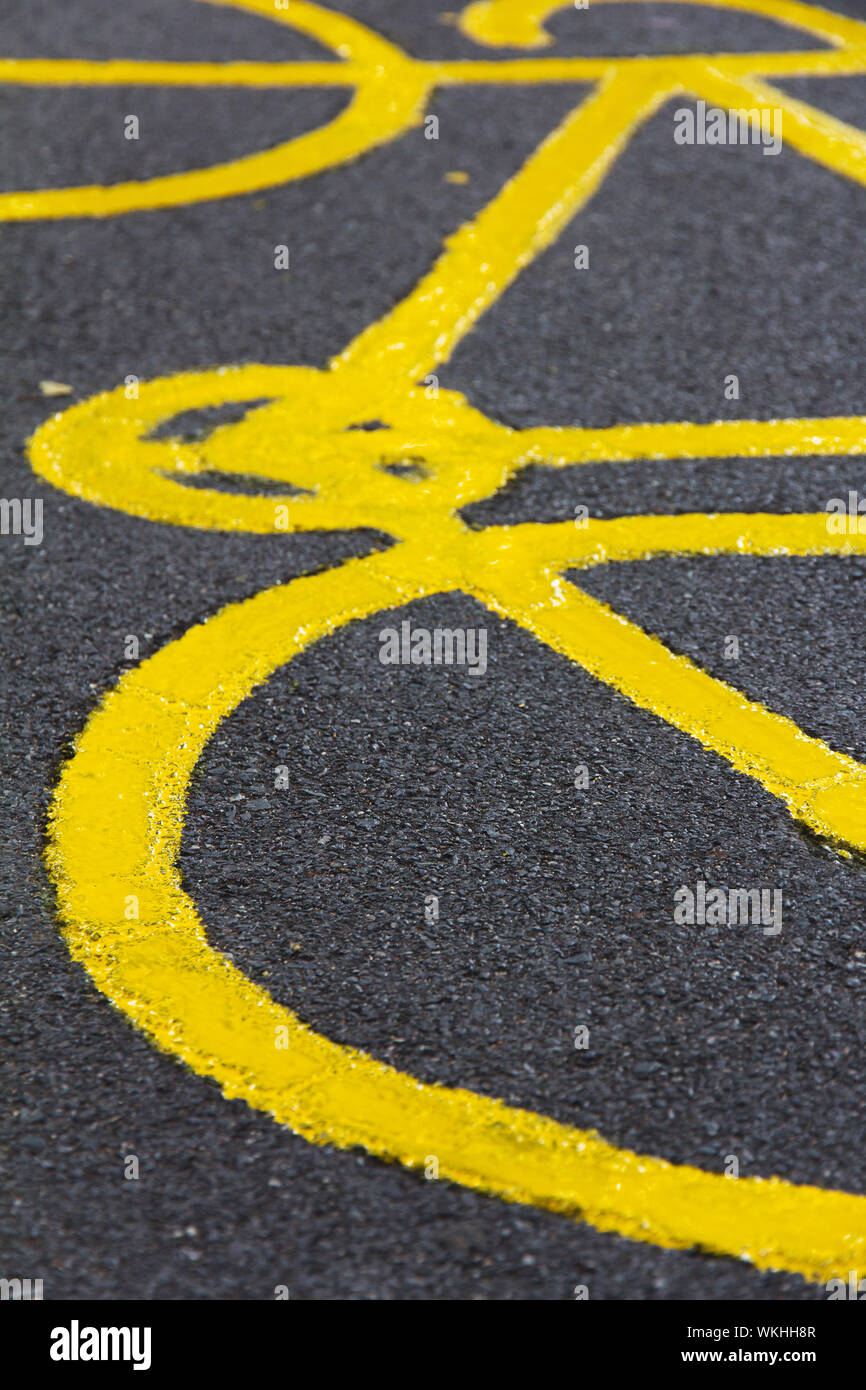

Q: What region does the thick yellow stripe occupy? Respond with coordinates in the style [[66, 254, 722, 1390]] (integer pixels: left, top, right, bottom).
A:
[[430, 50, 866, 82], [465, 524, 866, 853], [512, 414, 866, 472], [0, 59, 355, 87], [336, 67, 677, 389], [5, 51, 865, 92], [696, 67, 866, 186]]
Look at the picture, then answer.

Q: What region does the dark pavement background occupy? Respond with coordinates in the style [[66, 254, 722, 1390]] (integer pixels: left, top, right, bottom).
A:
[[2, 0, 866, 1299]]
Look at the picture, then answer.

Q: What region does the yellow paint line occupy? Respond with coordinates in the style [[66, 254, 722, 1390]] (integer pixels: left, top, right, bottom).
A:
[[428, 50, 866, 83], [469, 530, 866, 853], [336, 66, 678, 389], [514, 414, 866, 469], [697, 67, 866, 186], [0, 59, 356, 87]]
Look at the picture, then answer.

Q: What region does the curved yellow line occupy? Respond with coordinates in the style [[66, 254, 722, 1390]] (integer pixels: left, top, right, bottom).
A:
[[47, 544, 866, 1283], [459, 0, 866, 50], [0, 0, 428, 219]]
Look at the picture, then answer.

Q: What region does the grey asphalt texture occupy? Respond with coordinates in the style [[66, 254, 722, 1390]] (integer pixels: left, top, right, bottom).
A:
[[2, 0, 866, 1300]]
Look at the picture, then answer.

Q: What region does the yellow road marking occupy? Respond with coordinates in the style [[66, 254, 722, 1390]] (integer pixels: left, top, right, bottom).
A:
[[460, 0, 866, 50], [697, 66, 866, 184], [337, 66, 677, 388], [24, 0, 866, 1278], [8, 50, 866, 90], [0, 0, 429, 219], [0, 59, 356, 87], [4, 0, 866, 216]]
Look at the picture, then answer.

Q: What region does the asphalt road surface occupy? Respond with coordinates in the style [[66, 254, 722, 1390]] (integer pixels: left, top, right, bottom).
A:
[[2, 0, 866, 1300]]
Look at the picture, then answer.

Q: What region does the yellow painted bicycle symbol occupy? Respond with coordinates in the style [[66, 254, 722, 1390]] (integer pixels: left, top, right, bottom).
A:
[[16, 0, 866, 1282]]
